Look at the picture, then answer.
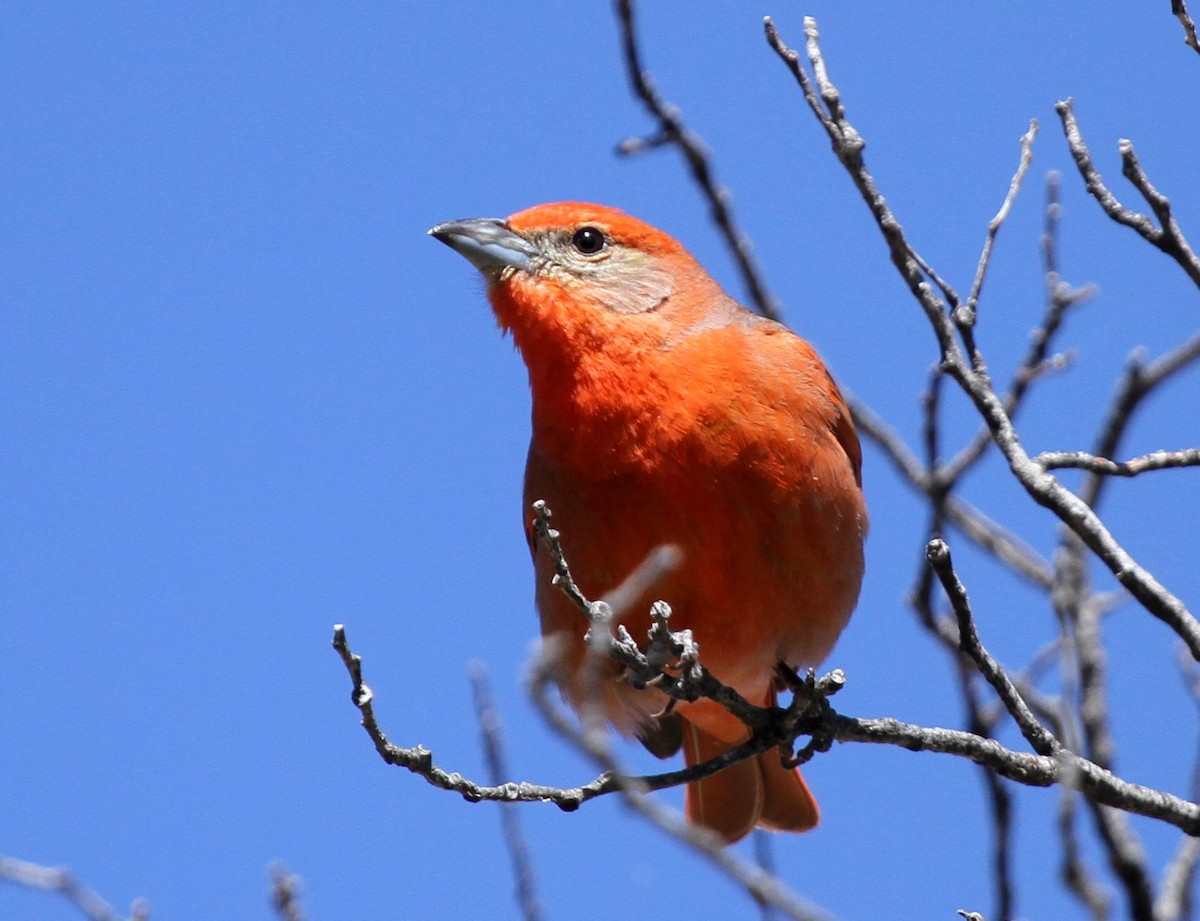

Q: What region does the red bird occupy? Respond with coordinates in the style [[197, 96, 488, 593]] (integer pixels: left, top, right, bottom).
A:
[[431, 202, 866, 843]]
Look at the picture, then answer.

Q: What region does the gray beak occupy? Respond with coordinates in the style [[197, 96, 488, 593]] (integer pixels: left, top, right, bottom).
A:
[[428, 217, 534, 275]]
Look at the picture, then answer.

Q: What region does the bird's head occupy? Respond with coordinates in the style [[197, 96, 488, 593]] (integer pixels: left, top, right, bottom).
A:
[[429, 203, 733, 357]]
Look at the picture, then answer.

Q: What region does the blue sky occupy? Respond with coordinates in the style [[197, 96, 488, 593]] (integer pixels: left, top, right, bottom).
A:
[[3, 3, 1198, 919]]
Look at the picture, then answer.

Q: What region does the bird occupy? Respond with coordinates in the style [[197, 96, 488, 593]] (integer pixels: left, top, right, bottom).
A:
[[429, 202, 867, 843]]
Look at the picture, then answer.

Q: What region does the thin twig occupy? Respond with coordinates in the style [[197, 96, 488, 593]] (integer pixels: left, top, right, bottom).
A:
[[926, 539, 1060, 756], [959, 659, 1018, 921], [1059, 789, 1114, 921], [1157, 836, 1200, 921], [614, 0, 782, 320], [941, 172, 1096, 486], [1035, 448, 1200, 477], [1074, 574, 1157, 921], [331, 623, 1200, 834], [1055, 99, 1200, 287], [961, 119, 1039, 327], [1084, 335, 1200, 518], [528, 647, 838, 921], [469, 663, 544, 921], [847, 394, 1055, 590], [766, 16, 1200, 657], [269, 864, 304, 921], [753, 832, 782, 921], [0, 857, 146, 921], [1174, 0, 1200, 54]]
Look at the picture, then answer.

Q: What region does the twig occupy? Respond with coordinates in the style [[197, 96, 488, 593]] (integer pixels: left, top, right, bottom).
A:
[[1157, 836, 1200, 921], [1059, 789, 1114, 921], [1076, 586, 1157, 921], [959, 659, 1018, 921], [332, 620, 808, 812], [1176, 645, 1200, 807], [0, 857, 146, 921], [847, 394, 1055, 590], [753, 832, 782, 921], [961, 119, 1039, 329], [529, 501, 767, 729], [1055, 99, 1200, 287], [1052, 339, 1200, 914], [1174, 0, 1200, 54], [613, 0, 782, 321], [1051, 450, 1156, 921], [1083, 333, 1200, 512], [941, 172, 1096, 487], [766, 16, 1200, 657], [528, 647, 839, 921], [469, 663, 543, 921], [332, 623, 615, 809], [333, 619, 1200, 834], [269, 864, 304, 921], [1035, 448, 1200, 477], [926, 539, 1059, 756]]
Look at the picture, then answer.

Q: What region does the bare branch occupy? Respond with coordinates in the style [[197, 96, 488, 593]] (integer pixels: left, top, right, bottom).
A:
[[1055, 523, 1157, 921], [1083, 333, 1200, 511], [958, 660, 1018, 921], [752, 832, 782, 921], [332, 616, 1200, 833], [766, 16, 1200, 657], [1157, 836, 1200, 921], [469, 663, 543, 921], [847, 394, 1055, 589], [614, 0, 782, 320], [963, 119, 1039, 323], [0, 857, 146, 921], [529, 501, 768, 729], [941, 173, 1097, 487], [763, 17, 955, 356], [1055, 99, 1200, 287], [926, 539, 1060, 756], [835, 715, 1200, 833], [1173, 0, 1200, 54], [331, 623, 614, 810], [1035, 448, 1200, 477], [1059, 789, 1114, 921], [269, 864, 304, 921], [528, 647, 839, 921], [335, 503, 1200, 836], [1051, 336, 1200, 920]]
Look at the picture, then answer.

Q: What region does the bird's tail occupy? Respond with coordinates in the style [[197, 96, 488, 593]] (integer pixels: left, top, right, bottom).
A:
[[681, 719, 819, 844]]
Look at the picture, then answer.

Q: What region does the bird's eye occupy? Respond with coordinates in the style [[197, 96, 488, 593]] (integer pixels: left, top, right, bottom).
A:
[[570, 226, 608, 256]]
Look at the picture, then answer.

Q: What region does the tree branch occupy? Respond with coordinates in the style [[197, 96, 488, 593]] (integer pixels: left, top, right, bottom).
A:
[[613, 0, 782, 320], [1035, 448, 1200, 477], [1055, 99, 1200, 287], [1173, 0, 1200, 54], [847, 393, 1055, 590], [1058, 789, 1114, 921], [0, 857, 148, 921], [926, 538, 1060, 756], [469, 662, 543, 921], [269, 863, 304, 921], [332, 506, 1200, 837], [1082, 333, 1200, 511], [766, 15, 1200, 658], [962, 119, 1039, 325], [527, 643, 839, 921]]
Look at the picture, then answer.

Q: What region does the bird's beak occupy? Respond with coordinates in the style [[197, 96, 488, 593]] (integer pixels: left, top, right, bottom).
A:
[[428, 217, 534, 275]]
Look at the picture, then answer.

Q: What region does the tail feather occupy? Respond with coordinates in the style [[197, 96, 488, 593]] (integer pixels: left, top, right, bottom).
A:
[[756, 747, 819, 832], [682, 720, 819, 844]]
